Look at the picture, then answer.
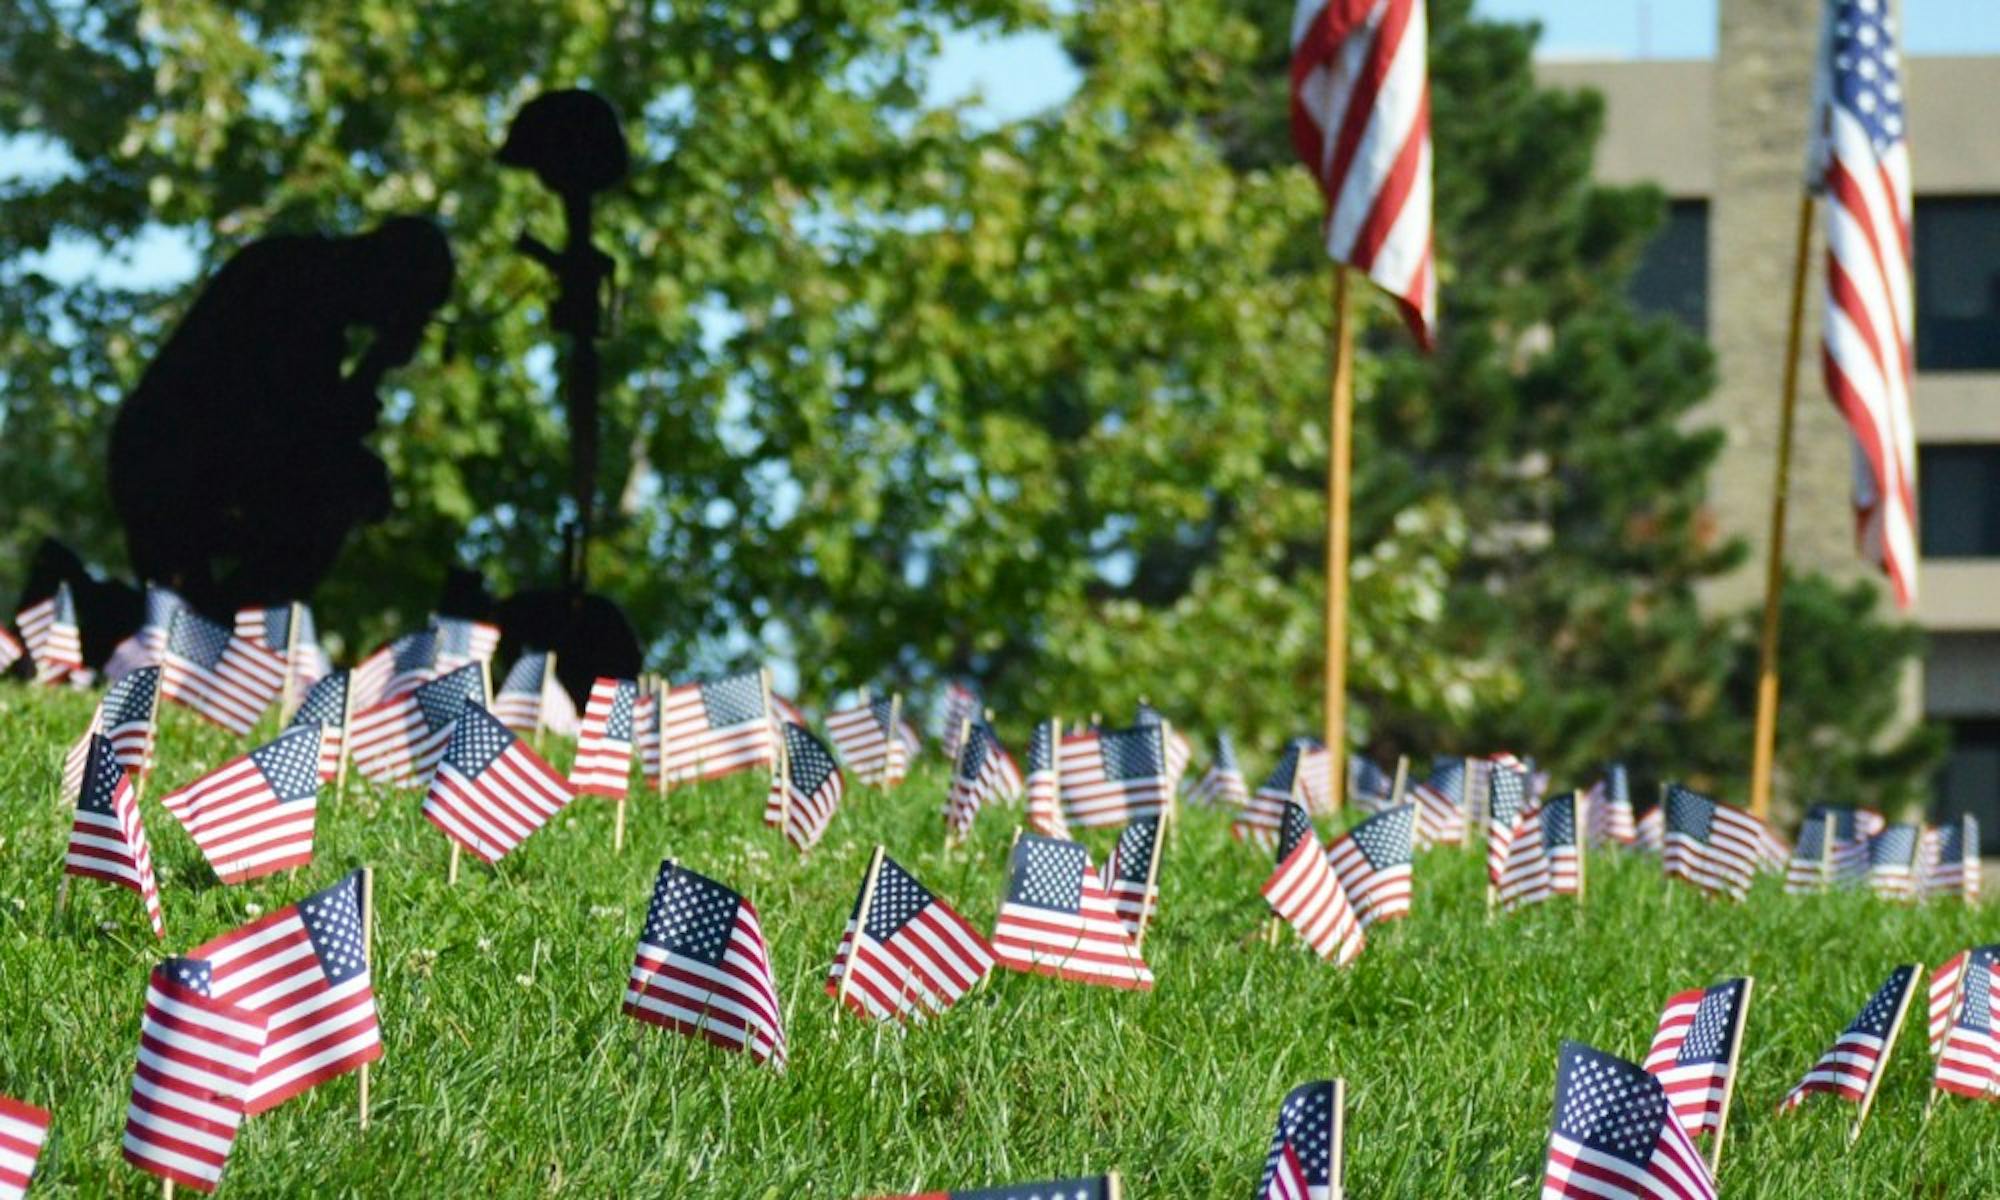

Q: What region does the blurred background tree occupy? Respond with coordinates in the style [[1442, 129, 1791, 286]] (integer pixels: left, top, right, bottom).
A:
[[0, 0, 1937, 812]]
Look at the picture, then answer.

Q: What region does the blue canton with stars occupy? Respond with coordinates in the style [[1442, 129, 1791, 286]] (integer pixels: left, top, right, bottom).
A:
[[640, 862, 744, 966], [1794, 809, 1829, 861], [1213, 730, 1239, 773], [861, 855, 936, 941], [699, 671, 768, 728], [1111, 817, 1161, 886], [445, 702, 516, 776], [251, 725, 324, 802], [79, 735, 125, 814], [289, 670, 350, 731], [1606, 762, 1629, 808], [1489, 764, 1529, 828], [1956, 951, 1995, 1033], [1869, 823, 1919, 869], [160, 956, 215, 997], [167, 608, 234, 671], [498, 653, 547, 698], [1257, 1080, 1336, 1193], [1027, 720, 1053, 773], [1554, 1042, 1669, 1168], [103, 667, 159, 725], [782, 722, 840, 795], [1261, 743, 1304, 798], [1425, 756, 1465, 806], [1278, 802, 1319, 865], [1541, 795, 1577, 850], [1849, 966, 1915, 1039], [417, 665, 487, 734], [392, 630, 438, 673], [300, 870, 370, 983], [1828, 0, 1905, 155], [1099, 726, 1163, 783], [1664, 784, 1714, 843], [1348, 803, 1415, 870], [956, 723, 992, 781], [1007, 835, 1087, 914], [1678, 981, 1744, 1067], [603, 680, 637, 741], [948, 1180, 1106, 1200], [252, 605, 291, 653], [1934, 821, 1967, 866]]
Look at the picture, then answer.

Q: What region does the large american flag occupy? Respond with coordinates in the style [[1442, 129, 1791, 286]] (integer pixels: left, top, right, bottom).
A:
[[871, 1178, 1114, 1200], [991, 833, 1152, 991], [1189, 730, 1249, 810], [1058, 724, 1170, 828], [1808, 0, 1917, 607], [346, 662, 487, 787], [422, 701, 574, 864], [1934, 947, 2000, 1101], [159, 607, 286, 734], [1865, 821, 1921, 901], [570, 677, 638, 797], [61, 665, 160, 804], [491, 650, 578, 738], [65, 734, 164, 938], [825, 693, 910, 787], [1644, 978, 1749, 1138], [1290, 0, 1436, 346], [1262, 802, 1364, 966], [1542, 1041, 1717, 1200], [1024, 719, 1068, 838], [763, 721, 844, 853], [1236, 741, 1306, 848], [1661, 785, 1763, 901], [825, 851, 996, 1022], [1410, 756, 1466, 847], [104, 582, 185, 683], [946, 722, 1017, 840], [660, 670, 774, 784], [286, 669, 351, 783], [17, 582, 81, 684], [1326, 801, 1414, 925], [160, 724, 323, 884], [121, 957, 268, 1194], [0, 1095, 50, 1200], [1922, 815, 1980, 903], [1258, 1079, 1342, 1200], [1780, 963, 1918, 1112], [624, 860, 787, 1066], [1104, 816, 1164, 938]]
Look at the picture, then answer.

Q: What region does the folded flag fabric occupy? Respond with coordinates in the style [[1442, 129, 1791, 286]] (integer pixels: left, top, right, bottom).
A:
[[1236, 741, 1305, 848], [869, 1177, 1115, 1200], [432, 615, 500, 673], [1496, 801, 1553, 911], [1058, 724, 1170, 828], [825, 693, 910, 786], [1542, 792, 1585, 894], [1933, 946, 2000, 1101], [65, 734, 164, 938], [1104, 815, 1164, 938], [1327, 801, 1415, 926], [1024, 719, 1067, 838], [1133, 700, 1192, 789], [61, 664, 159, 803], [1262, 802, 1364, 966], [233, 602, 326, 688], [946, 722, 1016, 840], [1780, 964, 1919, 1112], [286, 669, 351, 783], [571, 677, 638, 797], [1542, 1041, 1717, 1200], [1296, 742, 1336, 814], [0, 627, 22, 675], [187, 869, 380, 1113], [623, 860, 787, 1066], [1486, 762, 1531, 888], [160, 724, 322, 884], [349, 629, 438, 711], [1633, 804, 1664, 854], [18, 582, 82, 684], [1929, 949, 1982, 1056], [121, 957, 268, 1195], [938, 681, 981, 761], [1257, 1079, 1341, 1200], [1586, 764, 1636, 846], [1188, 730, 1249, 810], [1922, 815, 1980, 903], [992, 833, 1152, 990], [763, 722, 844, 853], [422, 701, 574, 864], [660, 670, 775, 784], [1866, 822, 1922, 901], [1410, 756, 1466, 847], [159, 607, 285, 735], [0, 1094, 50, 1200], [1349, 755, 1397, 814], [826, 851, 996, 1021], [346, 662, 487, 787], [105, 583, 185, 683], [492, 651, 578, 738], [1661, 784, 1762, 900], [1644, 978, 1749, 1138]]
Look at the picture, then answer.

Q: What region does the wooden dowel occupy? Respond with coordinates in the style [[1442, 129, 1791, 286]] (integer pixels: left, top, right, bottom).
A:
[[1330, 1077, 1347, 1200], [835, 846, 887, 1015], [359, 866, 374, 1130], [447, 841, 461, 886], [1708, 977, 1755, 1174], [1324, 265, 1355, 815], [1850, 964, 1920, 1143]]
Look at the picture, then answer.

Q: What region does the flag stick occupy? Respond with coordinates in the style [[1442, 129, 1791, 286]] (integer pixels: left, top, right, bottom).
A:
[[1268, 758, 1303, 946], [656, 677, 672, 798], [163, 1178, 172, 1199], [1330, 1077, 1347, 1200], [835, 845, 886, 1016], [613, 796, 628, 855], [774, 712, 792, 848], [478, 656, 494, 709], [1819, 809, 1834, 892], [1748, 192, 1818, 822], [335, 667, 355, 804], [1463, 756, 1480, 855], [886, 692, 904, 787], [1574, 788, 1589, 911], [1324, 265, 1356, 816], [1388, 755, 1409, 807], [947, 715, 972, 848], [1105, 1171, 1123, 1200], [358, 865, 374, 1129], [1851, 963, 1921, 1143], [760, 667, 777, 780], [278, 601, 304, 720], [1132, 811, 1167, 954], [447, 840, 461, 887], [1708, 976, 1755, 1174]]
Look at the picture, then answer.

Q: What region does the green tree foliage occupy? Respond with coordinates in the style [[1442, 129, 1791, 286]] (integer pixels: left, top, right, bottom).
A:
[[0, 0, 1935, 810]]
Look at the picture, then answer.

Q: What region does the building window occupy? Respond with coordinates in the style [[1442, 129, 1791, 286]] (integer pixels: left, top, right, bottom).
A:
[[1920, 445, 2000, 557], [1935, 719, 2000, 854], [1915, 197, 2000, 371], [1628, 200, 1707, 334]]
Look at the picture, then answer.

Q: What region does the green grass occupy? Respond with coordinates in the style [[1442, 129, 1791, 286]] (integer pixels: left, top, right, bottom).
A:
[[2, 684, 1998, 1198]]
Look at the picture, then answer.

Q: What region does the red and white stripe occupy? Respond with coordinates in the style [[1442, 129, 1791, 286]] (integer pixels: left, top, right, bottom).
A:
[[624, 905, 787, 1067], [1262, 837, 1364, 967], [1235, 785, 1290, 849], [1290, 0, 1436, 346], [64, 760, 164, 939], [0, 628, 22, 675], [17, 592, 81, 684], [422, 739, 574, 865], [1496, 807, 1553, 911], [121, 969, 267, 1194], [569, 677, 634, 797], [1326, 832, 1412, 926], [992, 863, 1153, 991], [1935, 965, 2000, 1100], [1543, 1119, 1716, 1200], [825, 884, 996, 1022], [158, 730, 321, 885], [1644, 989, 1735, 1137], [1931, 951, 1969, 1057], [0, 1095, 50, 1200], [660, 683, 773, 784], [1663, 805, 1764, 901]]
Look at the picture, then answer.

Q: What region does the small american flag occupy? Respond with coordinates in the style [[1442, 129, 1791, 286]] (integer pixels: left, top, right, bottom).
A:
[[1634, 804, 1664, 854], [938, 681, 981, 760], [571, 677, 638, 797], [660, 670, 775, 784], [869, 1178, 1114, 1200], [350, 629, 438, 710], [1865, 822, 1921, 901], [121, 957, 268, 1194], [61, 665, 160, 803], [1495, 801, 1553, 912], [1486, 762, 1531, 889], [992, 833, 1152, 990], [1780, 964, 1918, 1112], [1189, 730, 1249, 810], [1348, 755, 1396, 814], [160, 724, 323, 884], [0, 1095, 51, 1200], [1644, 978, 1749, 1138], [1258, 1079, 1341, 1200], [1059, 724, 1169, 828], [65, 734, 164, 938], [1133, 701, 1192, 789], [159, 607, 286, 734], [1929, 949, 1982, 1056], [286, 669, 352, 782], [346, 662, 487, 787], [432, 615, 500, 673], [422, 701, 574, 863], [1236, 741, 1306, 848], [1410, 756, 1466, 847], [624, 860, 787, 1066], [825, 851, 996, 1021], [189, 869, 381, 1113], [1587, 764, 1636, 847], [1933, 947, 2000, 1101], [1327, 802, 1414, 926], [17, 582, 82, 684], [1922, 815, 1980, 903], [825, 693, 909, 787], [946, 722, 1017, 840], [0, 626, 22, 675], [104, 583, 185, 683], [1661, 785, 1763, 901], [764, 722, 844, 853], [1262, 802, 1364, 966], [1296, 743, 1336, 815], [1104, 816, 1164, 937], [635, 680, 662, 790], [492, 651, 578, 737], [1542, 792, 1585, 895], [233, 602, 328, 688], [1543, 1041, 1716, 1200], [1024, 719, 1068, 838]]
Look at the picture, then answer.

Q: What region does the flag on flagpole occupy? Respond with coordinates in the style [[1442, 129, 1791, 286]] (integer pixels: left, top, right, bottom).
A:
[[764, 722, 844, 853], [1780, 964, 1918, 1111], [1922, 815, 1980, 903], [0, 1095, 51, 1200], [105, 583, 185, 683], [346, 662, 486, 787], [62, 665, 160, 803], [1542, 1041, 1717, 1200], [159, 607, 285, 734], [1189, 730, 1250, 810], [660, 670, 775, 784], [1257, 1080, 1341, 1200], [1410, 756, 1466, 847], [492, 651, 579, 737], [17, 582, 82, 684], [623, 860, 787, 1066], [422, 701, 574, 864], [350, 629, 439, 710], [286, 669, 351, 783], [1586, 764, 1636, 847], [1349, 755, 1396, 814], [1634, 803, 1664, 854], [1326, 801, 1415, 925], [120, 957, 268, 1194], [233, 603, 326, 688], [1262, 802, 1365, 966], [825, 853, 996, 1021], [1058, 724, 1170, 828], [432, 615, 500, 673], [1104, 816, 1164, 937], [1133, 701, 1192, 790], [159, 724, 323, 884], [1485, 762, 1531, 889], [571, 677, 638, 797], [991, 833, 1153, 990], [1496, 803, 1553, 912], [1024, 719, 1068, 838], [65, 735, 164, 938], [938, 681, 981, 760], [1644, 979, 1749, 1138], [826, 693, 907, 786], [946, 722, 1017, 839], [1933, 946, 2000, 1100], [1236, 741, 1306, 848], [1929, 949, 1981, 1056], [1865, 822, 1921, 901], [1661, 785, 1763, 900]]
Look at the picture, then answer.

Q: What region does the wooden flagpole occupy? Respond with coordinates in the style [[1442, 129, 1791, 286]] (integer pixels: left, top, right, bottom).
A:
[[1573, 788, 1589, 910], [1388, 754, 1409, 808], [656, 677, 672, 798], [446, 840, 461, 886], [834, 846, 886, 1015], [278, 601, 304, 721], [1850, 963, 1920, 1143], [1268, 759, 1303, 947], [1104, 1171, 1123, 1200], [1748, 193, 1818, 821], [947, 715, 972, 849], [1819, 809, 1835, 891], [334, 666, 355, 804], [1050, 716, 1065, 827], [1131, 809, 1168, 954], [885, 691, 904, 786], [1330, 1077, 1347, 1200], [1324, 265, 1356, 816], [1463, 755, 1481, 855], [1708, 976, 1755, 1174], [358, 865, 374, 1129]]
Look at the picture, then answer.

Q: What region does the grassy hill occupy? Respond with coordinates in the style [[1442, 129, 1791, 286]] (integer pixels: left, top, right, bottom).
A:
[[1, 685, 1995, 1197]]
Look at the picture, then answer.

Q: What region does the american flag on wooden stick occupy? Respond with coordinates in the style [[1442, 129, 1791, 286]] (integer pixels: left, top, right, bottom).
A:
[[825, 693, 911, 787], [159, 607, 285, 734], [946, 722, 1017, 840], [1922, 815, 1979, 903], [188, 868, 381, 1113], [1104, 816, 1164, 938], [1928, 949, 1983, 1057], [1485, 762, 1531, 889], [121, 957, 268, 1194], [1262, 802, 1364, 966], [1542, 1041, 1716, 1200], [492, 651, 579, 738], [1236, 741, 1305, 848], [1024, 719, 1067, 838], [0, 626, 22, 675], [1059, 724, 1170, 829], [286, 669, 351, 782], [1644, 978, 1749, 1138], [350, 629, 438, 710], [1865, 822, 1921, 901], [1349, 755, 1396, 814], [870, 1177, 1116, 1200], [160, 724, 322, 884], [1410, 756, 1466, 847], [432, 615, 500, 673], [570, 677, 638, 797], [764, 722, 844, 853], [17, 582, 81, 684], [65, 734, 164, 938], [1661, 785, 1763, 901], [1542, 792, 1585, 895], [61, 665, 159, 803], [1258, 1079, 1342, 1200], [422, 701, 574, 864], [825, 851, 995, 1022], [624, 860, 787, 1066], [1133, 701, 1192, 790], [1780, 963, 1918, 1112], [1781, 806, 1879, 893], [1328, 801, 1414, 926], [938, 681, 981, 760], [1189, 730, 1249, 810], [660, 670, 775, 784], [0, 1095, 50, 1200], [1586, 764, 1636, 847], [992, 833, 1152, 990], [346, 662, 487, 787], [233, 602, 327, 689], [1495, 802, 1552, 912], [104, 583, 185, 683], [1933, 947, 2000, 1101], [1633, 804, 1664, 855]]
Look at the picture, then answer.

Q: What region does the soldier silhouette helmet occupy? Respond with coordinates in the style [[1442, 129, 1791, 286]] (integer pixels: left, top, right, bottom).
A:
[[499, 89, 630, 197]]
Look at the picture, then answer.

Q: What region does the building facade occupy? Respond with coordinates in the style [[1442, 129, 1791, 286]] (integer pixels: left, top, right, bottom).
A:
[[1539, 3, 2000, 845]]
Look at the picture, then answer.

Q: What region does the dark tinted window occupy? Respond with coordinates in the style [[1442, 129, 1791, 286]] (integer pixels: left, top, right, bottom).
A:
[[1915, 197, 2000, 371], [1935, 718, 2000, 854], [1629, 200, 1708, 333], [1919, 445, 2000, 556]]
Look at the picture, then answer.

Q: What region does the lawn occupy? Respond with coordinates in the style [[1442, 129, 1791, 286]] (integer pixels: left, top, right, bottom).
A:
[[1, 684, 1995, 1197]]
